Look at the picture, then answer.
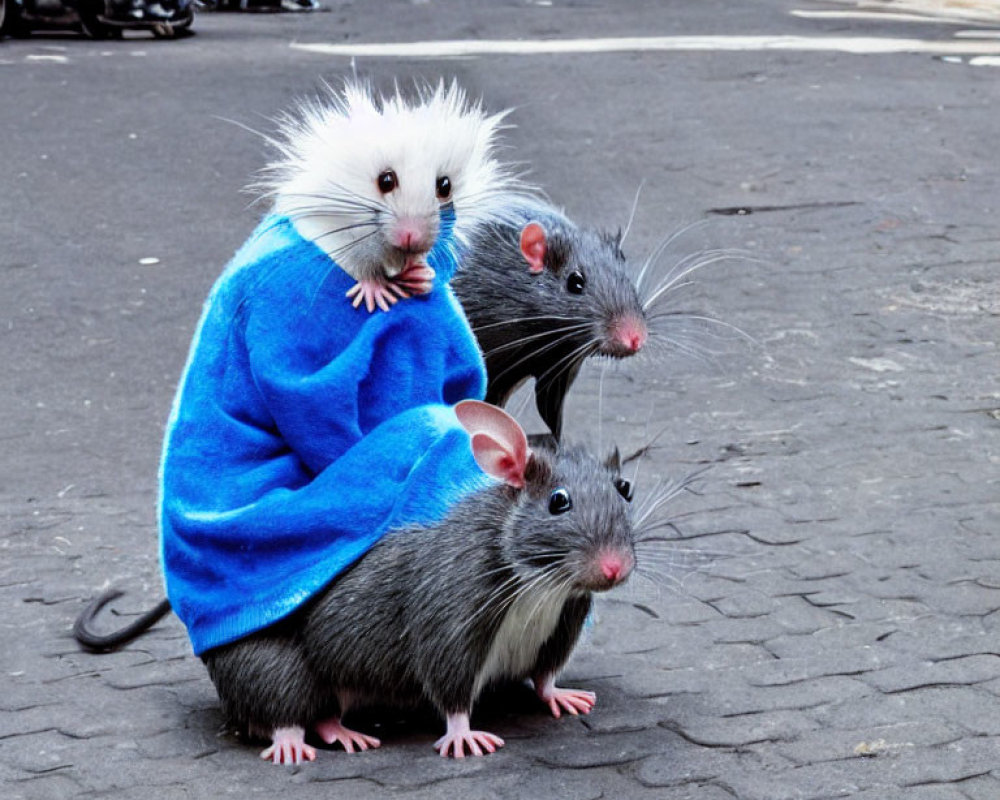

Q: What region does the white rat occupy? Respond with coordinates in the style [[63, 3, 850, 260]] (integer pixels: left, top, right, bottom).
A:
[[262, 81, 520, 312]]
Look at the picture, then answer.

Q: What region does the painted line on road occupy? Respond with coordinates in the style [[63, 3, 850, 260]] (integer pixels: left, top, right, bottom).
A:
[[791, 9, 960, 24], [291, 34, 1000, 59]]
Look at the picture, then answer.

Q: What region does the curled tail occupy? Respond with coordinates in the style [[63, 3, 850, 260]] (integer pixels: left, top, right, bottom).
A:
[[73, 590, 172, 652]]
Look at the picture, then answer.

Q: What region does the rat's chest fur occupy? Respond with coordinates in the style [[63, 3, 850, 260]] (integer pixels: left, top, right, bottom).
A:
[[474, 583, 571, 696]]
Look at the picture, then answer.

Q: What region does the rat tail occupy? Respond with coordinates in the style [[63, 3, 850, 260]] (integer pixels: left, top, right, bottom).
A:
[[73, 590, 172, 653]]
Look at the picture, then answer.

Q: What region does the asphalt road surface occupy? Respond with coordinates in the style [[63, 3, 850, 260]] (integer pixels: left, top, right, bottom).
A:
[[2, 2, 999, 798]]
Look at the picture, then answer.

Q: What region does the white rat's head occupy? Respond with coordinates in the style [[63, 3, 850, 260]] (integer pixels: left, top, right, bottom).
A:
[[263, 81, 520, 281]]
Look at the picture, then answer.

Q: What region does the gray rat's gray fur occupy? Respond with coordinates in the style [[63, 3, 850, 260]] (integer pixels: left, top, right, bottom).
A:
[[453, 199, 647, 440], [201, 440, 634, 751]]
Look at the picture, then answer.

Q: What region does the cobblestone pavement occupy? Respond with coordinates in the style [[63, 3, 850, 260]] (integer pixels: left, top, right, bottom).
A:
[[2, 2, 999, 798]]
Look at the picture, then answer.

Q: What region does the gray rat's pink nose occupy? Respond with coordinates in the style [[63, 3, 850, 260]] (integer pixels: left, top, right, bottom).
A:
[[615, 316, 647, 353], [598, 551, 633, 585]]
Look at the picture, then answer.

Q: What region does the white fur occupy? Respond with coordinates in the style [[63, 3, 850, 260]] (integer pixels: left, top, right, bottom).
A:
[[261, 81, 522, 280], [473, 583, 572, 698]]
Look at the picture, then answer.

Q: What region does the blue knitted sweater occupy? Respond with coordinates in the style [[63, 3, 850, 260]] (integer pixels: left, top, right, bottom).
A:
[[159, 215, 491, 655]]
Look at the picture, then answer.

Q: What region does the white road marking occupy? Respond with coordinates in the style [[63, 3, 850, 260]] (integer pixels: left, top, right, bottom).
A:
[[791, 9, 954, 23], [291, 35, 1000, 59], [970, 54, 1000, 65], [26, 55, 69, 64]]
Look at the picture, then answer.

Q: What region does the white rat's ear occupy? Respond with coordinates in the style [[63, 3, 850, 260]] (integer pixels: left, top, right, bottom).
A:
[[455, 400, 529, 488], [519, 221, 547, 274]]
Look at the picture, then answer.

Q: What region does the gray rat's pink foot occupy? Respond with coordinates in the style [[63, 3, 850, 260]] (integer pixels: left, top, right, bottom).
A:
[[434, 712, 504, 758], [260, 726, 317, 765], [314, 717, 381, 753], [346, 277, 408, 313], [534, 674, 597, 718]]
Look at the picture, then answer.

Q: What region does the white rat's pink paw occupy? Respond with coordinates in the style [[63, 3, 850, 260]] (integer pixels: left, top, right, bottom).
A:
[[535, 674, 596, 718], [346, 277, 408, 313], [314, 717, 381, 753], [260, 726, 316, 765], [434, 712, 504, 758], [394, 260, 436, 295]]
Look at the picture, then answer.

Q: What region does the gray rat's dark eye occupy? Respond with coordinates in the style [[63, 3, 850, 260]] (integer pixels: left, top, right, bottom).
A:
[[567, 271, 586, 294], [377, 170, 398, 194], [548, 488, 573, 515], [615, 478, 634, 502], [436, 175, 452, 200]]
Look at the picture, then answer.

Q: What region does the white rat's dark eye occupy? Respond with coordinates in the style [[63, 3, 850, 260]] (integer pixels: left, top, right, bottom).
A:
[[548, 488, 573, 515], [436, 175, 452, 200], [567, 271, 586, 294], [615, 478, 634, 502], [377, 170, 398, 194]]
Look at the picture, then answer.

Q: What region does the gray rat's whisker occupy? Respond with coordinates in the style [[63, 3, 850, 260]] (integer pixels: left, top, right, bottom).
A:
[[650, 313, 757, 346], [643, 245, 758, 297], [461, 566, 564, 648], [632, 482, 695, 530], [531, 339, 601, 390], [487, 329, 598, 389], [454, 560, 565, 643], [633, 565, 702, 595], [643, 333, 719, 367], [478, 322, 594, 359], [471, 314, 591, 331], [618, 180, 644, 249], [515, 571, 575, 647], [634, 219, 712, 294], [640, 247, 754, 308], [641, 251, 739, 310]]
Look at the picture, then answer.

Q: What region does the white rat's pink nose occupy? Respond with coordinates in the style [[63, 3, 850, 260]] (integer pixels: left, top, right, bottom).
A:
[[394, 220, 427, 252]]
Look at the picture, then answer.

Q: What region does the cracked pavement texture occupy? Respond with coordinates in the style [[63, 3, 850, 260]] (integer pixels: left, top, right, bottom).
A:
[[1, 1, 998, 798]]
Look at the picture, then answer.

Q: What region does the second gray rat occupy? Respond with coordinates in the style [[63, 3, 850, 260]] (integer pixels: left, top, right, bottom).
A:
[[453, 198, 649, 440], [202, 399, 637, 763]]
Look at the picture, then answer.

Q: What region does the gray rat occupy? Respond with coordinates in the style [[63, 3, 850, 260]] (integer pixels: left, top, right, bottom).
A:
[[201, 399, 636, 763], [453, 198, 648, 441]]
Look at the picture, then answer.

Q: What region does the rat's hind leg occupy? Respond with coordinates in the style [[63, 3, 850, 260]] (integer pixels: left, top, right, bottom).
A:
[[260, 726, 316, 765], [313, 691, 380, 752], [202, 623, 327, 765], [314, 717, 381, 753]]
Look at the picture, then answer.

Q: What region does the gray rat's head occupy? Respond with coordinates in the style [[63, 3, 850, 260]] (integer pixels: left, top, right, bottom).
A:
[[464, 207, 648, 362], [525, 219, 648, 359], [456, 401, 635, 595], [500, 441, 635, 594]]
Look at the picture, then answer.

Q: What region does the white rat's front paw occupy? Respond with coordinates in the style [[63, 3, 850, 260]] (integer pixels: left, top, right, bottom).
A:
[[394, 260, 436, 295], [346, 277, 408, 313]]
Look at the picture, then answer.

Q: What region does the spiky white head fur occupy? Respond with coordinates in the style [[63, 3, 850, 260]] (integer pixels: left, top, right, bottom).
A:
[[263, 81, 520, 283]]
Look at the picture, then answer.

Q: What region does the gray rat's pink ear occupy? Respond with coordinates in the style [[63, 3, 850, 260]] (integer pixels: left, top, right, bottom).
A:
[[519, 221, 547, 274], [455, 400, 529, 488]]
